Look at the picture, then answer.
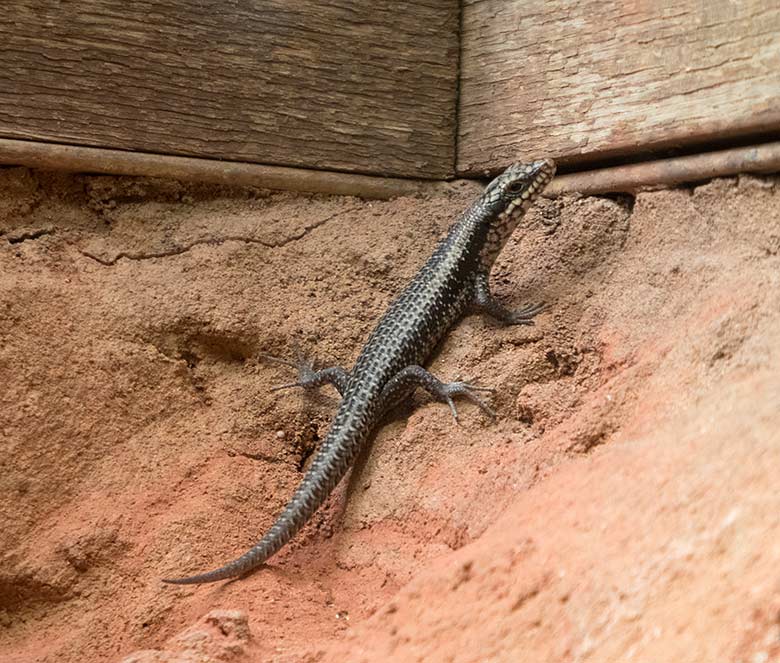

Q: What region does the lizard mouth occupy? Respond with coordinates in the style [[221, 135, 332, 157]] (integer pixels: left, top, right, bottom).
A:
[[527, 158, 556, 189], [504, 158, 556, 215]]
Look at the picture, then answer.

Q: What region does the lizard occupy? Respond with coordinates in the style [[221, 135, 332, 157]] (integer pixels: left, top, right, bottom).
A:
[[162, 158, 556, 585]]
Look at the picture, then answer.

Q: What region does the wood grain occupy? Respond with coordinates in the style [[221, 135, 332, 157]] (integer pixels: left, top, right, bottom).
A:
[[458, 0, 780, 175], [0, 1, 458, 178]]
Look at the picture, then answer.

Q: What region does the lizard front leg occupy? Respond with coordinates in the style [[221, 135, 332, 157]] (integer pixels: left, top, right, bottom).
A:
[[471, 273, 547, 326]]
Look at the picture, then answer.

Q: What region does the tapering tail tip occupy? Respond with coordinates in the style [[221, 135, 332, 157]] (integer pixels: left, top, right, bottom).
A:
[[161, 567, 239, 586], [161, 576, 199, 586], [161, 575, 213, 586]]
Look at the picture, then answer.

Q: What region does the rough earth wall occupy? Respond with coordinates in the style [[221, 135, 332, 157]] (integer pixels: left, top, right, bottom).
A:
[[1, 167, 778, 662]]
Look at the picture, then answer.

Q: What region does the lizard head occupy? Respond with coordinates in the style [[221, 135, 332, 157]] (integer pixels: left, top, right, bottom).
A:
[[477, 158, 556, 269]]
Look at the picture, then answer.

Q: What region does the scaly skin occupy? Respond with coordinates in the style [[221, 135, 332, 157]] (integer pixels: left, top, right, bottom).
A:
[[163, 158, 556, 585]]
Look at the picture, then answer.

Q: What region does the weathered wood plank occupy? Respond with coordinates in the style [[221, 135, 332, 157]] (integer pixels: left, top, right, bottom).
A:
[[0, 1, 459, 179], [458, 0, 780, 175]]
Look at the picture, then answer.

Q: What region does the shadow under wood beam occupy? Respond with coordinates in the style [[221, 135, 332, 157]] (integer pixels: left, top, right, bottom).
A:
[[545, 141, 780, 197]]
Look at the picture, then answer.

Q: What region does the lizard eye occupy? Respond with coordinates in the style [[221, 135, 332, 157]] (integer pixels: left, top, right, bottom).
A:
[[506, 180, 528, 194]]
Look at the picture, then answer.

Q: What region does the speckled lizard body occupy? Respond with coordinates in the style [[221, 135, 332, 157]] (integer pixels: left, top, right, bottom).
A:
[[163, 158, 556, 585]]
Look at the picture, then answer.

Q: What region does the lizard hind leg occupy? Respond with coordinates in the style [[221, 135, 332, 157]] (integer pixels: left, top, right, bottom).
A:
[[260, 353, 351, 397], [379, 365, 496, 422]]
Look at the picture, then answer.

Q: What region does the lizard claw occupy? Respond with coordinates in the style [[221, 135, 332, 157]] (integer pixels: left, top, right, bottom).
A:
[[261, 352, 318, 392], [441, 381, 497, 421], [510, 302, 548, 325]]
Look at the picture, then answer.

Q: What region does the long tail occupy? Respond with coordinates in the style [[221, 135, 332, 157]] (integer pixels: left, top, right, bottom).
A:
[[162, 423, 360, 585]]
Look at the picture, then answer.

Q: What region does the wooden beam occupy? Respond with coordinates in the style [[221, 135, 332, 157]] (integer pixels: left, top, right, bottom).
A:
[[546, 141, 780, 197], [0, 1, 459, 179], [458, 0, 780, 175], [0, 138, 456, 200], [4, 138, 776, 203]]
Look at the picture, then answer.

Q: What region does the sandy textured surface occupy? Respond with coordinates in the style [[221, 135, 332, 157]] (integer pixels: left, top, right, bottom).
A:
[[1, 167, 778, 662]]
